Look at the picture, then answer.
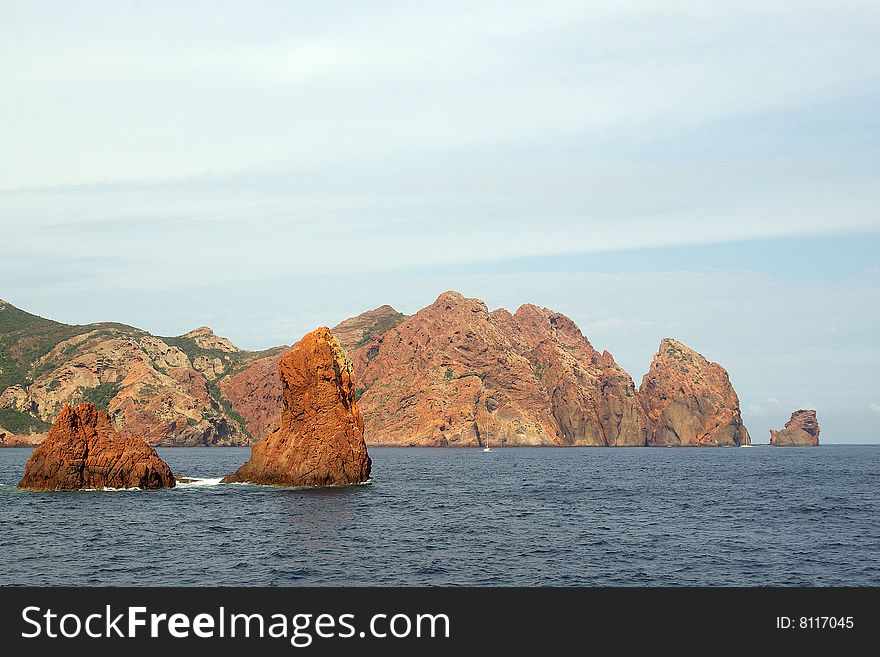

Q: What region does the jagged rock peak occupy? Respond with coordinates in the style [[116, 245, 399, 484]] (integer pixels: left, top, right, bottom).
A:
[[182, 326, 239, 352]]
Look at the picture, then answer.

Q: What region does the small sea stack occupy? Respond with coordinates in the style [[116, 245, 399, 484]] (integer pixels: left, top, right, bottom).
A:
[[222, 327, 371, 487], [770, 409, 820, 446], [18, 403, 175, 491]]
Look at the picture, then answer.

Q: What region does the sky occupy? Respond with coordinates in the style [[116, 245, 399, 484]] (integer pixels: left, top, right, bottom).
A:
[[1, 1, 878, 442]]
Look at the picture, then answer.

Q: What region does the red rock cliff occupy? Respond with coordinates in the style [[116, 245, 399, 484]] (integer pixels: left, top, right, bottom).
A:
[[18, 402, 175, 490], [349, 291, 647, 446], [222, 327, 371, 486], [638, 339, 750, 446]]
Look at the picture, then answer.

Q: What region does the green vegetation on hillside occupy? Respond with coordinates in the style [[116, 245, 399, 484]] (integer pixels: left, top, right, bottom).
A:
[[0, 407, 51, 435], [160, 335, 285, 377], [355, 312, 406, 348], [0, 300, 285, 446], [0, 299, 142, 392], [0, 301, 82, 391], [159, 335, 213, 362], [81, 382, 121, 411]]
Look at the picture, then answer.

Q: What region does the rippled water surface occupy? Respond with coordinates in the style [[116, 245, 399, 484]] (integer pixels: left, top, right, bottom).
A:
[[1, 446, 878, 586]]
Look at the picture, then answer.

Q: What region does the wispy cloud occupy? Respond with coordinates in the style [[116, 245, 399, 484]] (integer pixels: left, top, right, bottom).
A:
[[870, 403, 880, 414], [2, 2, 879, 189], [745, 398, 784, 418]]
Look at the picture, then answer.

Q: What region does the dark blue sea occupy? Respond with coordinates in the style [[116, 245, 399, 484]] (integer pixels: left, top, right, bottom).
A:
[[1, 446, 878, 586]]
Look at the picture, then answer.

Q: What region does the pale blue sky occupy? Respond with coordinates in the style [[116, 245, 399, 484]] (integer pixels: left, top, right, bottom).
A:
[[1, 1, 878, 442]]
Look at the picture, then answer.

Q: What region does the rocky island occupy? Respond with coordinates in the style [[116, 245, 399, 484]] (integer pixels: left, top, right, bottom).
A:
[[770, 409, 820, 446], [222, 327, 371, 486], [18, 402, 175, 490]]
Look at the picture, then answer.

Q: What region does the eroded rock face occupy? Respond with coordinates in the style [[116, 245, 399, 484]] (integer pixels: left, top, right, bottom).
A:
[[221, 328, 371, 487], [345, 291, 647, 446], [638, 339, 750, 446], [770, 409, 820, 446], [510, 305, 647, 446], [17, 403, 175, 490]]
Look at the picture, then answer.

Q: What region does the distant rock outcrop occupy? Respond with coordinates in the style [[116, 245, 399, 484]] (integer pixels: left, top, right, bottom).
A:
[[638, 339, 750, 447], [221, 328, 371, 487], [770, 409, 820, 446], [182, 326, 239, 352], [18, 403, 175, 490], [332, 305, 406, 351], [0, 428, 43, 447]]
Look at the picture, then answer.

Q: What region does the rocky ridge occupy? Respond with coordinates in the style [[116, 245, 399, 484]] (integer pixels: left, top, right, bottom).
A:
[[1, 295, 753, 448], [340, 291, 648, 446]]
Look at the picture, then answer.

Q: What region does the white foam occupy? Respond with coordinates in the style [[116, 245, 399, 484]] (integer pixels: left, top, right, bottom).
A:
[[176, 477, 223, 488], [81, 486, 142, 492]]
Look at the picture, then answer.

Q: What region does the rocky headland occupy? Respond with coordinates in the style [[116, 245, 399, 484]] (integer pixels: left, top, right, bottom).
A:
[[0, 428, 42, 447]]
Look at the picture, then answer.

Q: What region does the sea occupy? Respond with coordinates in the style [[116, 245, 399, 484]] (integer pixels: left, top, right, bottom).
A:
[[1, 446, 878, 586]]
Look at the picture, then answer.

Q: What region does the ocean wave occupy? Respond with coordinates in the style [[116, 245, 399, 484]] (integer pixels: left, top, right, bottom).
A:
[[175, 477, 223, 488], [219, 478, 373, 490], [81, 486, 143, 492]]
